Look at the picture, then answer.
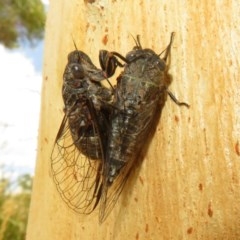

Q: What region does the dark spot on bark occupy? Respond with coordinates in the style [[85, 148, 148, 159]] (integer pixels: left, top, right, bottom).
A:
[[235, 141, 240, 156], [145, 223, 149, 233], [139, 176, 144, 185], [208, 202, 213, 217], [187, 227, 193, 234], [84, 0, 95, 3], [102, 34, 108, 45], [174, 115, 179, 122]]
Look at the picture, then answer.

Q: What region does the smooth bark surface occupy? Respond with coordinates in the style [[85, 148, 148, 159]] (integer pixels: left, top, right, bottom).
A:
[[27, 1, 240, 239]]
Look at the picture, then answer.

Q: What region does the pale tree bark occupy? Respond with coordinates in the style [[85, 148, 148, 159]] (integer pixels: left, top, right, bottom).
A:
[[26, 0, 240, 239]]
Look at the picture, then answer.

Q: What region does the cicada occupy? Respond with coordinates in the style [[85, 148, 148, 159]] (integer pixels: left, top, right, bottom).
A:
[[51, 48, 122, 217], [51, 33, 188, 223], [97, 32, 189, 221]]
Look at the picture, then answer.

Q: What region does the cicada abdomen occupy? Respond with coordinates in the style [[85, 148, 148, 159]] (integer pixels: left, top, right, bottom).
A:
[[98, 33, 189, 222], [51, 49, 121, 215]]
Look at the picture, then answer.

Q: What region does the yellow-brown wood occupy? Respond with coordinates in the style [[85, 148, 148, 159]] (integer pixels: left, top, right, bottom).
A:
[[26, 0, 240, 239]]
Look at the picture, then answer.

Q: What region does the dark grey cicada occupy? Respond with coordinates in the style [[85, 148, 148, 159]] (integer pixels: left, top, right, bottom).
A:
[[51, 49, 122, 217], [98, 33, 189, 221]]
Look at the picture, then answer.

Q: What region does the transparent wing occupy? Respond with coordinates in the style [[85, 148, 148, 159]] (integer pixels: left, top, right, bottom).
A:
[[51, 114, 103, 214], [99, 161, 134, 223]]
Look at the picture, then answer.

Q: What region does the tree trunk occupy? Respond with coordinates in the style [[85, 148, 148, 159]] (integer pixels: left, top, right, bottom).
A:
[[26, 0, 240, 239]]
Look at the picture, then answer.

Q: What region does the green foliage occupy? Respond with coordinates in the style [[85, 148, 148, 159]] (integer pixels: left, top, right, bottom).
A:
[[0, 174, 33, 240], [0, 0, 46, 48]]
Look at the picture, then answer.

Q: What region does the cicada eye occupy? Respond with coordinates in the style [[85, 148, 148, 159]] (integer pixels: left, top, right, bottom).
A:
[[126, 50, 139, 62], [71, 64, 84, 79], [155, 59, 166, 71]]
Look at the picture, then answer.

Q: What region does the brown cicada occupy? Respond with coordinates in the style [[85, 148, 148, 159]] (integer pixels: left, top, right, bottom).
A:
[[97, 32, 189, 221], [51, 48, 123, 217]]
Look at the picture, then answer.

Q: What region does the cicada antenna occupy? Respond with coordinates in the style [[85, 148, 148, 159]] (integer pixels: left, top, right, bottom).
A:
[[158, 32, 175, 62], [130, 33, 142, 49], [136, 35, 142, 48], [71, 34, 78, 50], [130, 33, 138, 46]]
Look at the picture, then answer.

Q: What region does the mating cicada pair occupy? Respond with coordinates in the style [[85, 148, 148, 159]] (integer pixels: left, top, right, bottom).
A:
[[51, 32, 189, 223]]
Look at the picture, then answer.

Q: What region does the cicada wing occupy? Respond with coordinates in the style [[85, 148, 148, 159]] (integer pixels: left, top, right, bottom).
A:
[[98, 157, 135, 223], [51, 114, 103, 214]]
